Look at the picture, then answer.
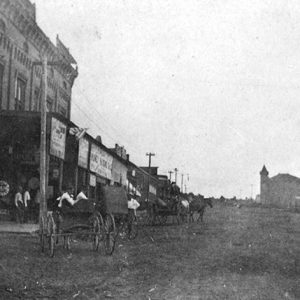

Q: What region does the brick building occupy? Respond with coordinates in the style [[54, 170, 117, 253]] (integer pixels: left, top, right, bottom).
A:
[[0, 0, 78, 118], [260, 165, 300, 210]]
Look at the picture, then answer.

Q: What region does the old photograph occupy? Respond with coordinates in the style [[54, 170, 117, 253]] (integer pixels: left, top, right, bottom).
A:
[[0, 0, 299, 299]]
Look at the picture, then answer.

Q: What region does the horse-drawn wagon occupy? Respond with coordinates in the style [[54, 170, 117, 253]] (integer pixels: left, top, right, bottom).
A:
[[147, 195, 189, 225], [40, 185, 138, 257], [97, 185, 138, 254]]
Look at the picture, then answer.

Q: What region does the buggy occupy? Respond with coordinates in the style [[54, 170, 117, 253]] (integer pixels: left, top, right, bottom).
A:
[[40, 186, 138, 257]]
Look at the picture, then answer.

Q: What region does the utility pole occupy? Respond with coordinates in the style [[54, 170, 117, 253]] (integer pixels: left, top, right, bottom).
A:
[[39, 56, 48, 232], [36, 57, 62, 234], [251, 184, 253, 200], [146, 152, 155, 202], [168, 170, 173, 182], [174, 168, 178, 185], [181, 173, 184, 192]]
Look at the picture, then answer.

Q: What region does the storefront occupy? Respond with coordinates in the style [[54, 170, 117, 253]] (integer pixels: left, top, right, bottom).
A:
[[0, 111, 132, 223]]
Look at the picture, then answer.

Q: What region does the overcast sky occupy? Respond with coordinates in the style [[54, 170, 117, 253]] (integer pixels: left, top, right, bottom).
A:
[[33, 0, 300, 198]]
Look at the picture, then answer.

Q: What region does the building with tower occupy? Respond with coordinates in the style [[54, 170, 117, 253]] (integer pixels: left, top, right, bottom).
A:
[[260, 165, 300, 210]]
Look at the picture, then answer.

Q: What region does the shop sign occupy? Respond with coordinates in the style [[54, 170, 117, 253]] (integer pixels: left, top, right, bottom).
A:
[[0, 180, 9, 196], [89, 174, 96, 187], [149, 184, 157, 195], [90, 144, 113, 180], [78, 138, 89, 169], [50, 118, 66, 160]]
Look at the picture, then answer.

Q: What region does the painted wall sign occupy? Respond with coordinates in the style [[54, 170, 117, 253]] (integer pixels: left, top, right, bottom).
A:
[[149, 184, 157, 195], [89, 174, 96, 187], [50, 118, 66, 160], [78, 138, 89, 169], [90, 144, 113, 180]]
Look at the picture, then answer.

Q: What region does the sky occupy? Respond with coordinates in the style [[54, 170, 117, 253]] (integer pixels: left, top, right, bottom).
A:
[[33, 0, 300, 198]]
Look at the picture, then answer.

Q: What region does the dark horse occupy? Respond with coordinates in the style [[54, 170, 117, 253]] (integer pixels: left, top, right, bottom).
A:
[[189, 195, 213, 222]]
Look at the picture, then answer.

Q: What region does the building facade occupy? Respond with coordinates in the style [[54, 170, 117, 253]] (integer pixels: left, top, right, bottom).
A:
[[0, 0, 78, 118], [0, 1, 131, 222], [260, 165, 300, 210]]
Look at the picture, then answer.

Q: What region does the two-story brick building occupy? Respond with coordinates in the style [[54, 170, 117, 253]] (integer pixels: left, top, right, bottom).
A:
[[0, 0, 131, 222]]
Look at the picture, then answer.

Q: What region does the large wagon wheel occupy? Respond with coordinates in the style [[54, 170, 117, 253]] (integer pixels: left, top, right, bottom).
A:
[[39, 215, 46, 252], [90, 213, 104, 251], [146, 204, 156, 225], [127, 209, 138, 240], [104, 214, 116, 255], [46, 213, 56, 257], [158, 214, 168, 225]]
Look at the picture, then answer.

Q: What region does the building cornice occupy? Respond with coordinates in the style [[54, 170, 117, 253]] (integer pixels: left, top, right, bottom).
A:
[[0, 0, 78, 85]]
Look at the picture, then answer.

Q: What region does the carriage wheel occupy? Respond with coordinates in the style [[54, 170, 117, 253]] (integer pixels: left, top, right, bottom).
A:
[[127, 210, 138, 240], [90, 215, 101, 251], [176, 209, 183, 225], [146, 205, 155, 225], [158, 215, 168, 225], [104, 214, 116, 255], [46, 213, 56, 257], [39, 215, 46, 252]]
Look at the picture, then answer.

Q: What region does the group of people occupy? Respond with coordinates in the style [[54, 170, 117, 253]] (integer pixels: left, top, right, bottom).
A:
[[14, 185, 40, 223], [13, 183, 141, 223]]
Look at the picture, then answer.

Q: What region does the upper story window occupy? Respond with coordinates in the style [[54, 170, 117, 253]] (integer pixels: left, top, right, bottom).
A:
[[50, 68, 54, 78], [23, 42, 29, 54], [33, 87, 40, 111], [58, 104, 67, 117], [47, 97, 53, 112], [0, 64, 4, 105], [15, 77, 26, 111], [0, 19, 6, 33]]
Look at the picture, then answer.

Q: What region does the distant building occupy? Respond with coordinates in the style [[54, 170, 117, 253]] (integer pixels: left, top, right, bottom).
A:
[[0, 0, 78, 119], [260, 165, 300, 209]]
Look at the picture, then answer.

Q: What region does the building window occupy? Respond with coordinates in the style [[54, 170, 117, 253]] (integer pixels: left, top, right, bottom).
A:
[[0, 19, 6, 33], [50, 67, 54, 78], [58, 104, 67, 117], [23, 42, 29, 54], [15, 77, 26, 111], [47, 97, 53, 112], [0, 64, 4, 106], [33, 87, 40, 111]]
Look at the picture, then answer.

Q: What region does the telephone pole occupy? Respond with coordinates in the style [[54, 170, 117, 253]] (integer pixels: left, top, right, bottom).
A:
[[174, 168, 178, 184], [35, 56, 63, 234], [181, 173, 184, 192], [39, 56, 48, 232], [146, 152, 155, 202], [168, 170, 173, 182]]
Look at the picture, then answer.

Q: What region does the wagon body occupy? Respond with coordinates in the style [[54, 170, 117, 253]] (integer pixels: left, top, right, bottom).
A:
[[95, 186, 138, 253], [97, 185, 128, 216], [148, 196, 189, 225], [40, 197, 103, 257]]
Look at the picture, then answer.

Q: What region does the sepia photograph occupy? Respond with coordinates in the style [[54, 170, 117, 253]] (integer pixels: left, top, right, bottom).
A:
[[0, 0, 299, 299]]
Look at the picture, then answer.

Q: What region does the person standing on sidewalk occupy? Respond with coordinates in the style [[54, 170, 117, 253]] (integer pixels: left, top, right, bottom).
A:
[[14, 186, 24, 223], [23, 186, 31, 223]]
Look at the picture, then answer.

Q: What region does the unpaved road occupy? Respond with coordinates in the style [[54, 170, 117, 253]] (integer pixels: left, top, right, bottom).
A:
[[0, 203, 299, 299]]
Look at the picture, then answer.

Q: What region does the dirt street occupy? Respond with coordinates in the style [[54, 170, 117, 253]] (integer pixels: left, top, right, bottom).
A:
[[0, 203, 299, 299]]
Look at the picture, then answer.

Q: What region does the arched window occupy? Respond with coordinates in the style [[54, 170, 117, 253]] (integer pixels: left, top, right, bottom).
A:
[[0, 19, 6, 33]]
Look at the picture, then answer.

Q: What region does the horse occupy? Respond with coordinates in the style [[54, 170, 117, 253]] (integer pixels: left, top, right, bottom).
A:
[[177, 196, 190, 223], [188, 195, 213, 223]]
